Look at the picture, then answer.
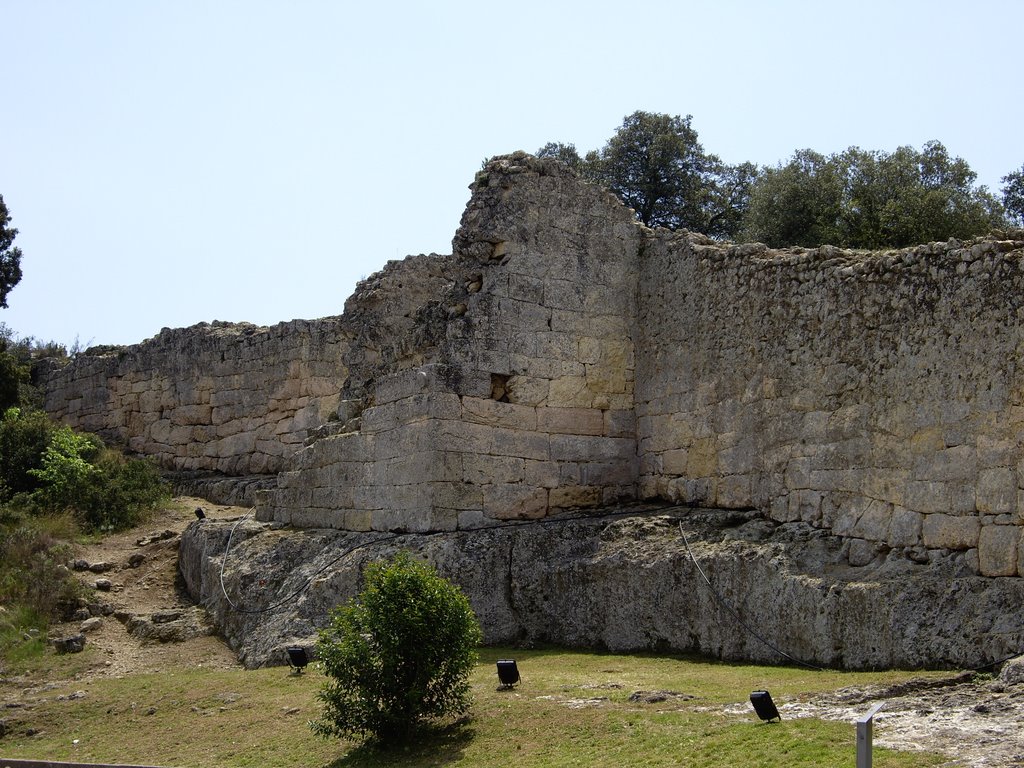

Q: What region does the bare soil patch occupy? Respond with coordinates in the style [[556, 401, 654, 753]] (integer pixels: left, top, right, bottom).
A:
[[11, 499, 245, 689]]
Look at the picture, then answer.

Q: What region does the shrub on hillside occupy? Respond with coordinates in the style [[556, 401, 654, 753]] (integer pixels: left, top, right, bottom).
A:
[[1, 407, 169, 532], [0, 407, 57, 500], [0, 511, 82, 656], [28, 433, 168, 531], [311, 551, 482, 745]]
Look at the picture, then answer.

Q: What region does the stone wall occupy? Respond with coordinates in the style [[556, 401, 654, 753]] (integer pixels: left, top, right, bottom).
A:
[[37, 152, 1024, 578], [35, 252, 463, 479], [635, 232, 1024, 576], [257, 154, 642, 531], [37, 319, 347, 475]]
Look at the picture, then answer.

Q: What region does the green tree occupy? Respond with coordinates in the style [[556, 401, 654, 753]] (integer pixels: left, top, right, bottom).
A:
[[742, 142, 1006, 248], [738, 149, 845, 248], [535, 141, 585, 172], [539, 111, 754, 238], [312, 551, 482, 745], [0, 195, 24, 308], [0, 344, 30, 412], [1002, 164, 1024, 225]]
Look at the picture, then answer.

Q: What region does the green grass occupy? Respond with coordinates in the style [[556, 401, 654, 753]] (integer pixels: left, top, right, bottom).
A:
[[0, 647, 948, 768]]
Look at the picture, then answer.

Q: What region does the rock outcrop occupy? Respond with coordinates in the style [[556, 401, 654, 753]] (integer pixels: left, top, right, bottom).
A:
[[179, 507, 1024, 670]]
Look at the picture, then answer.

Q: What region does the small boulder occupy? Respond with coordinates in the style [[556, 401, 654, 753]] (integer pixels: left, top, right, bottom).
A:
[[1000, 656, 1024, 685], [88, 562, 114, 574], [95, 579, 113, 592], [87, 602, 114, 617], [151, 609, 184, 624], [127, 553, 146, 568], [80, 617, 103, 633], [52, 634, 87, 654]]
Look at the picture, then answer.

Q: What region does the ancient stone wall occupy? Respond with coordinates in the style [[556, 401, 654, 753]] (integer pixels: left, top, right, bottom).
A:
[[635, 232, 1024, 576], [37, 152, 1024, 578], [256, 155, 643, 531], [37, 320, 347, 475], [34, 251, 464, 478]]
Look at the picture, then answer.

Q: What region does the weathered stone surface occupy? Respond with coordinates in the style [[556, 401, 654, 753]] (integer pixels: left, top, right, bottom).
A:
[[923, 514, 980, 550], [36, 157, 1024, 566], [120, 606, 215, 643], [180, 512, 1024, 671], [978, 526, 1018, 577]]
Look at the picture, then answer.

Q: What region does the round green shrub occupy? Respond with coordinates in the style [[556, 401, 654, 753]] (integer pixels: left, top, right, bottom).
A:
[[311, 551, 482, 745]]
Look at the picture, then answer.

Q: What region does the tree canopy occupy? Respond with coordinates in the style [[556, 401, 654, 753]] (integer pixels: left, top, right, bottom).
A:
[[538, 111, 754, 238], [541, 115, 1010, 248], [1002, 164, 1024, 226], [740, 142, 1006, 249], [0, 195, 24, 309]]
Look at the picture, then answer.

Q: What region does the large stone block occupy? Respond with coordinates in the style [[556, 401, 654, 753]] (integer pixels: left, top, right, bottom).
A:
[[716, 474, 752, 508], [549, 485, 602, 509], [888, 507, 922, 547], [904, 480, 953, 514], [977, 467, 1018, 515], [537, 406, 605, 436], [483, 484, 548, 520], [548, 375, 591, 407], [922, 513, 980, 550], [463, 397, 538, 430], [463, 454, 526, 485], [978, 525, 1019, 577]]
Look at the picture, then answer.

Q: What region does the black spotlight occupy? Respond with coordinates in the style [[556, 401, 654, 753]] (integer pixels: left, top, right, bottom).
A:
[[194, 507, 206, 520], [750, 690, 781, 722], [286, 646, 309, 674], [496, 659, 520, 689]]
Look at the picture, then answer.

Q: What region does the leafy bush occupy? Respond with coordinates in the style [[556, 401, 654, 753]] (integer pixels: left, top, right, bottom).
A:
[[312, 551, 482, 745], [1, 407, 168, 531], [27, 435, 168, 531], [81, 446, 170, 531], [28, 425, 101, 508], [0, 407, 57, 500]]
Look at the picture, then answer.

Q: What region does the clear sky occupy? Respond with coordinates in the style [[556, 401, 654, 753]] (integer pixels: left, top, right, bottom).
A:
[[3, 0, 1022, 349]]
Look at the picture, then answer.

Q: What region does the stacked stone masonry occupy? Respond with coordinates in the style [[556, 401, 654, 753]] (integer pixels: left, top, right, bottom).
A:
[[37, 152, 1024, 577]]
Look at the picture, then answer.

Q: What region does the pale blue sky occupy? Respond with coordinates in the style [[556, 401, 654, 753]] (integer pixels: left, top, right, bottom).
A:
[[3, 0, 1022, 348]]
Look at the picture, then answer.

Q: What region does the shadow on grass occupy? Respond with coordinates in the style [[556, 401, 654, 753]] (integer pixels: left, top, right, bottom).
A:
[[321, 719, 475, 768]]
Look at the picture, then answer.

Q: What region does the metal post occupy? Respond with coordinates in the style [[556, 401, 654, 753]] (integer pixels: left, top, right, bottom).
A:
[[856, 702, 885, 768]]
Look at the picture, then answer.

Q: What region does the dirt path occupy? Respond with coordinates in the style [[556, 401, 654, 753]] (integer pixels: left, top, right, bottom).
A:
[[41, 499, 244, 681]]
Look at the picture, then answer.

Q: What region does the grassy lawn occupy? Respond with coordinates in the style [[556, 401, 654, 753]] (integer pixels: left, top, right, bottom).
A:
[[1, 646, 947, 768]]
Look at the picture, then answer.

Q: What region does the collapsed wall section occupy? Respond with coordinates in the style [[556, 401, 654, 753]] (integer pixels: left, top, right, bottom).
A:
[[636, 233, 1024, 575], [254, 153, 643, 530]]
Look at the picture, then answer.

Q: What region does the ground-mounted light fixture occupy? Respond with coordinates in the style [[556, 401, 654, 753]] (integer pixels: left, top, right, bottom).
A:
[[496, 659, 520, 689], [750, 690, 781, 722], [287, 646, 310, 674]]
